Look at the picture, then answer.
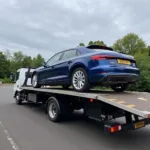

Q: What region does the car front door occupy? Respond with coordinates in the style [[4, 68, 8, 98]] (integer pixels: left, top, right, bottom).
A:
[[38, 52, 63, 84], [56, 49, 79, 83]]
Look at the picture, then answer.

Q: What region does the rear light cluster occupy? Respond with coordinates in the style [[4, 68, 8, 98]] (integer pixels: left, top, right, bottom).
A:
[[105, 124, 122, 133], [91, 55, 114, 61]]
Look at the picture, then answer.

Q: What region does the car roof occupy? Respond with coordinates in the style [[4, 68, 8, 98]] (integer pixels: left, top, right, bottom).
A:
[[54, 45, 113, 56]]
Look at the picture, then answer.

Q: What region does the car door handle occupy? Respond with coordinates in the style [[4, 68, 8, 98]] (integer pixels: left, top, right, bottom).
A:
[[68, 60, 72, 64]]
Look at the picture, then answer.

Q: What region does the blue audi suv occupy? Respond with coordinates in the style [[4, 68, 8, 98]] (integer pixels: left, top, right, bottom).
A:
[[31, 45, 140, 92]]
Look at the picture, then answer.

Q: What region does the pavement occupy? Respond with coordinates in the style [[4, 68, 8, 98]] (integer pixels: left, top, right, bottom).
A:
[[0, 85, 150, 150]]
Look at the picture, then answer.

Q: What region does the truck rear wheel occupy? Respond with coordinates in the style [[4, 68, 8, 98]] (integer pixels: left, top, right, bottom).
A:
[[47, 97, 62, 122], [47, 96, 74, 122]]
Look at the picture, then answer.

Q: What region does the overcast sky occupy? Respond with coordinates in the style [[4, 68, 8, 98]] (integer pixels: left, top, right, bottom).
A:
[[0, 0, 150, 60]]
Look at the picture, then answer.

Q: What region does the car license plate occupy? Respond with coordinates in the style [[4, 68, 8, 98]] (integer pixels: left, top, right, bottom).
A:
[[134, 121, 145, 129], [117, 59, 131, 65]]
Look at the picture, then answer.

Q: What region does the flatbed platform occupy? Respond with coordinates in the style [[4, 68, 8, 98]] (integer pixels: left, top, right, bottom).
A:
[[21, 87, 150, 119]]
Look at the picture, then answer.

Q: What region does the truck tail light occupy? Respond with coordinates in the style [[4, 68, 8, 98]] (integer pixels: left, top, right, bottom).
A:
[[104, 124, 122, 133], [108, 125, 122, 133]]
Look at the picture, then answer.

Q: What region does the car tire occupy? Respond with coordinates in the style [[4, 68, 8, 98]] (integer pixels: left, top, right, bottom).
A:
[[32, 73, 41, 88], [111, 84, 128, 92], [71, 67, 90, 92]]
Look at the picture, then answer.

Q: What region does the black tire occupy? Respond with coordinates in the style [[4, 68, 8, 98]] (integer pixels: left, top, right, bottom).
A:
[[47, 97, 62, 122], [62, 85, 70, 89], [71, 67, 90, 92], [15, 92, 22, 105], [111, 84, 128, 92], [32, 73, 41, 88]]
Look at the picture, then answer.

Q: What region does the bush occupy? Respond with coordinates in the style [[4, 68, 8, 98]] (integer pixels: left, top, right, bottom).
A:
[[0, 77, 11, 83]]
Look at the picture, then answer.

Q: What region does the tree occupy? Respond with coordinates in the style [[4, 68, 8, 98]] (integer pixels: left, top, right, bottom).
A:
[[113, 33, 147, 55], [4, 49, 12, 60], [31, 54, 45, 68], [0, 52, 10, 78], [10, 51, 25, 73], [22, 56, 32, 68], [79, 43, 85, 46], [93, 40, 106, 46], [128, 50, 150, 92], [88, 41, 94, 45]]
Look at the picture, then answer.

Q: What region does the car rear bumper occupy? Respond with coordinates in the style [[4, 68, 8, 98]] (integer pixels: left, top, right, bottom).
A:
[[101, 74, 139, 84], [89, 73, 140, 85]]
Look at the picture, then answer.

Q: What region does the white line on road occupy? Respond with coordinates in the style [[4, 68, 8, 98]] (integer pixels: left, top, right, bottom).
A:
[[0, 121, 20, 150]]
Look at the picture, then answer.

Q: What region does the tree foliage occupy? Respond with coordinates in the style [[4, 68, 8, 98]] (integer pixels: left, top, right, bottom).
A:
[[0, 52, 10, 78], [0, 51, 45, 79], [31, 54, 45, 68], [79, 43, 85, 46], [113, 33, 147, 55]]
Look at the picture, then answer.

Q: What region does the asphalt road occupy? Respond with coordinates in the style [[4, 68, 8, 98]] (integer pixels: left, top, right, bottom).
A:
[[0, 85, 150, 150]]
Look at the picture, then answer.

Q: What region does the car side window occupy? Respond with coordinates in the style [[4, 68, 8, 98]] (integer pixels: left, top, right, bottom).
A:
[[61, 50, 78, 60], [46, 52, 63, 66]]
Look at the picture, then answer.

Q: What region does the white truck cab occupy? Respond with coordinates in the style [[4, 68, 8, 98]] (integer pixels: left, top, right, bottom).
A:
[[13, 68, 35, 98]]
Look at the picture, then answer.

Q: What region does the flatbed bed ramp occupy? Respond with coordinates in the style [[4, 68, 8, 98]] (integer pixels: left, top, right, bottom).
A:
[[21, 87, 150, 119]]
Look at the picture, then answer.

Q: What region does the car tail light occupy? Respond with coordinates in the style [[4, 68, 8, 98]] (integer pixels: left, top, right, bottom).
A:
[[91, 55, 114, 61]]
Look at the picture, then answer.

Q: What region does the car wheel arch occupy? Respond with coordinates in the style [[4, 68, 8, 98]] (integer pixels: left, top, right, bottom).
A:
[[31, 71, 37, 82], [69, 63, 89, 77]]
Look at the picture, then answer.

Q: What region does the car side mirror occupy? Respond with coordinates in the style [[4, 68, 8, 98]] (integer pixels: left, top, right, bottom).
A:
[[42, 62, 46, 67]]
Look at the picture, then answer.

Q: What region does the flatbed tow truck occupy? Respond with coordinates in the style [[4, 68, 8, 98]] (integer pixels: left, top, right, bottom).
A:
[[13, 68, 150, 134]]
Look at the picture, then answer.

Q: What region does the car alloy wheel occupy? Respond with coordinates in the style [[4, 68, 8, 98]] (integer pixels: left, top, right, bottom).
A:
[[32, 74, 40, 88], [73, 70, 85, 90], [32, 74, 37, 87], [71, 68, 90, 92]]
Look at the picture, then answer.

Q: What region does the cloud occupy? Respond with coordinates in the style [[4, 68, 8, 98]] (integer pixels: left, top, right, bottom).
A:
[[0, 0, 150, 60]]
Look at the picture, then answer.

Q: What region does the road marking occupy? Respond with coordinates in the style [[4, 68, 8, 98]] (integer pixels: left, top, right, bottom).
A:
[[117, 101, 126, 104], [138, 97, 147, 101], [0, 121, 20, 150], [126, 104, 135, 108], [108, 99, 116, 101]]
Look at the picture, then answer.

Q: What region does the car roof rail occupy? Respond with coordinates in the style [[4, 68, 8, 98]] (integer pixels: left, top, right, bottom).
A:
[[86, 45, 113, 51]]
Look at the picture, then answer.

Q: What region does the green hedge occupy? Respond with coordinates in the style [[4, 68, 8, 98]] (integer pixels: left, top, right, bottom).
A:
[[0, 77, 11, 83]]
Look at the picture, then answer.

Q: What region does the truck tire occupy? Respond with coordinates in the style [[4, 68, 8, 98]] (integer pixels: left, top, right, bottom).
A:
[[15, 92, 22, 105], [47, 97, 62, 122], [71, 67, 90, 92]]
